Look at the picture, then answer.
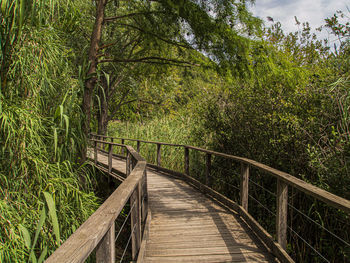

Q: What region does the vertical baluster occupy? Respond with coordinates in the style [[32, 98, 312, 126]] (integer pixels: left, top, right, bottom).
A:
[[184, 147, 189, 175], [94, 140, 98, 165], [141, 170, 148, 224], [130, 158, 141, 261], [96, 223, 115, 263], [121, 139, 125, 155], [137, 140, 141, 153], [108, 144, 112, 174], [276, 179, 288, 249], [100, 136, 103, 150], [126, 151, 131, 177], [156, 144, 161, 168], [240, 163, 249, 211], [205, 153, 212, 187]]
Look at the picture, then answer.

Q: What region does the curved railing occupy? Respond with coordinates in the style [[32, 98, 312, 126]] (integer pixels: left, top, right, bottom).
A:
[[92, 134, 350, 263], [46, 138, 148, 263]]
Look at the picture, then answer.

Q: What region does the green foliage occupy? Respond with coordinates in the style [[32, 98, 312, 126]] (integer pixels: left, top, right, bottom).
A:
[[0, 0, 100, 261], [18, 192, 57, 263], [109, 112, 193, 172], [190, 15, 350, 262]]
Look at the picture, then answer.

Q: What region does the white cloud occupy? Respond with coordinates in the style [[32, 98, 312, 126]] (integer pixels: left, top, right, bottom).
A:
[[249, 0, 349, 39]]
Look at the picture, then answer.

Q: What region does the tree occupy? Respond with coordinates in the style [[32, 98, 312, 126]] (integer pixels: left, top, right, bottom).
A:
[[80, 0, 261, 159]]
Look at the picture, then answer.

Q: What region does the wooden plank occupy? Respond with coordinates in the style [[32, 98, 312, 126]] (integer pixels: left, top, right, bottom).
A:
[[148, 228, 259, 237], [276, 179, 288, 250], [96, 223, 115, 263], [145, 246, 272, 256], [240, 163, 249, 211], [144, 256, 273, 263], [147, 234, 264, 244], [146, 254, 274, 263], [149, 221, 247, 230], [146, 239, 259, 249]]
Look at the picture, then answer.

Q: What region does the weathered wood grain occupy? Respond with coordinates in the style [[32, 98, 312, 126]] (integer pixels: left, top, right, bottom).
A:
[[96, 223, 115, 263], [240, 163, 249, 211], [276, 179, 288, 250], [144, 170, 277, 263], [87, 141, 295, 262]]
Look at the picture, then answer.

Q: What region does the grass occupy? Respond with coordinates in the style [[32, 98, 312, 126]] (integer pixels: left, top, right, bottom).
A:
[[108, 113, 195, 172]]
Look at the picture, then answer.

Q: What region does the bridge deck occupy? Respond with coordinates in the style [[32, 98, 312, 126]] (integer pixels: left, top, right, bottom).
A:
[[92, 151, 276, 262]]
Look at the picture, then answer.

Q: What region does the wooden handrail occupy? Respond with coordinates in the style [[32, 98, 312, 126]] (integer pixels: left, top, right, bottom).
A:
[[90, 133, 350, 261], [90, 134, 350, 215], [46, 139, 148, 263]]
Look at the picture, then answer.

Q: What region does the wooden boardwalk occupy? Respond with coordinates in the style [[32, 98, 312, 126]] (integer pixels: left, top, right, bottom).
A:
[[91, 150, 276, 262]]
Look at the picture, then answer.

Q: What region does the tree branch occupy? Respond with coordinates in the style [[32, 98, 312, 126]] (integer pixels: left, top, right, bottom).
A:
[[108, 97, 162, 120], [98, 56, 199, 66], [104, 11, 165, 22], [119, 23, 191, 49], [108, 88, 132, 121]]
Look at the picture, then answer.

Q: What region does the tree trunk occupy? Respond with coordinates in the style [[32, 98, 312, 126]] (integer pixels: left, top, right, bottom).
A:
[[97, 109, 108, 136], [81, 0, 108, 162], [97, 79, 109, 136]]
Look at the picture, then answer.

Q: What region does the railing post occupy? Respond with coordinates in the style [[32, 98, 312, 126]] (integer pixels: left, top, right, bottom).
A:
[[108, 144, 113, 174], [184, 147, 189, 175], [96, 223, 115, 263], [110, 137, 114, 143], [94, 141, 98, 165], [276, 179, 288, 250], [104, 137, 107, 151], [141, 170, 148, 224], [240, 163, 249, 211], [130, 181, 141, 260], [121, 139, 125, 155], [100, 136, 104, 150], [137, 140, 140, 153], [205, 153, 211, 186], [156, 144, 161, 168], [126, 151, 131, 177]]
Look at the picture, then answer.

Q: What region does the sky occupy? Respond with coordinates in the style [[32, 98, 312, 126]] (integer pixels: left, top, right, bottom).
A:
[[249, 0, 349, 39]]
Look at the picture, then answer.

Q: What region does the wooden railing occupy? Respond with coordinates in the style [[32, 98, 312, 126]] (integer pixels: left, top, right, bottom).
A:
[[91, 134, 350, 263], [46, 138, 148, 263]]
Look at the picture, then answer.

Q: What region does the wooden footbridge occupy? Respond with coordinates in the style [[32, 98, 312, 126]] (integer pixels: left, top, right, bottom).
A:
[[46, 134, 350, 263]]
